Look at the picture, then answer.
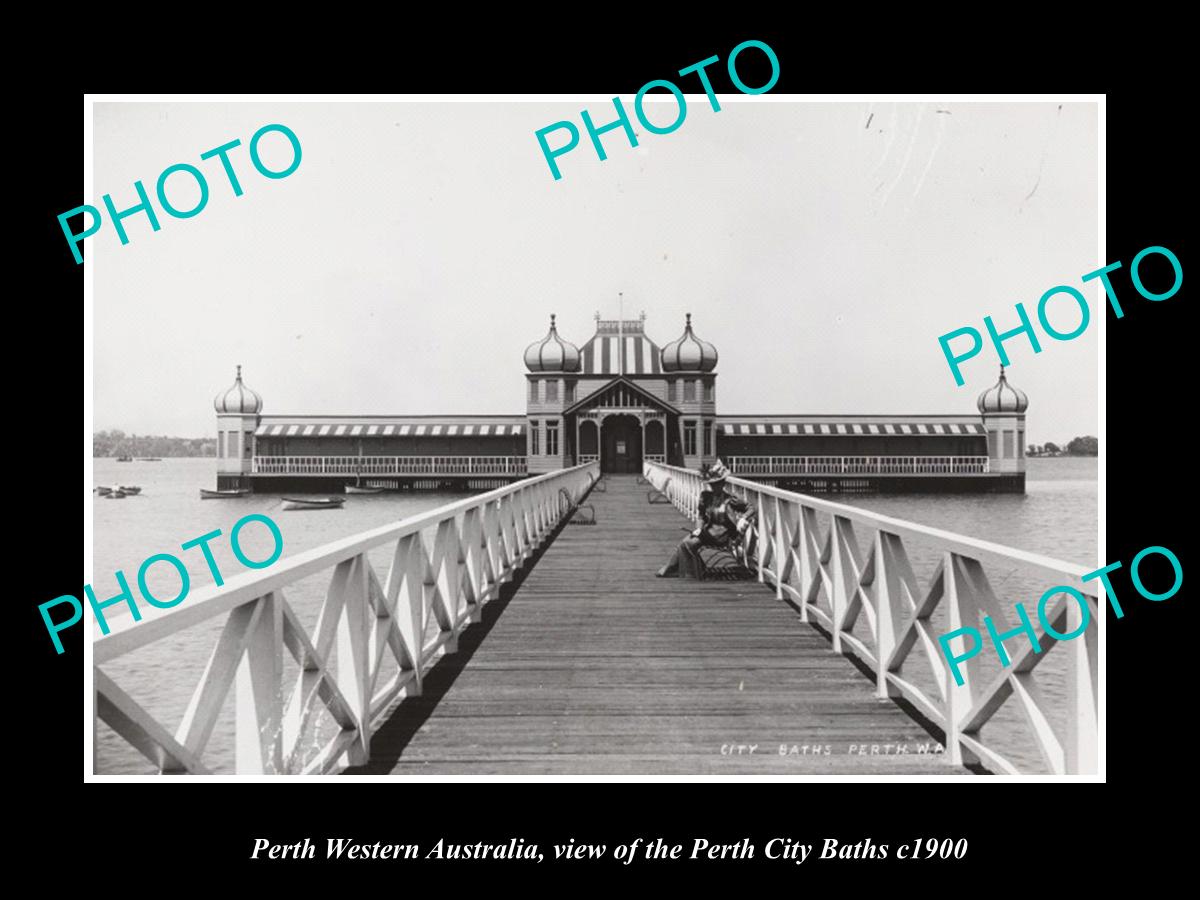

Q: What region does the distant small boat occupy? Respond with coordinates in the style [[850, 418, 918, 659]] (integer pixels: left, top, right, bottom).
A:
[[345, 485, 384, 494], [119, 485, 142, 495], [282, 496, 346, 511], [137, 457, 163, 462], [109, 489, 127, 499], [116, 456, 133, 462], [200, 488, 251, 499], [96, 486, 113, 496]]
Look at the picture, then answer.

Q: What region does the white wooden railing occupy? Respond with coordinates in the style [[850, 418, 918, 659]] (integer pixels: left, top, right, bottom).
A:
[[644, 461, 1098, 775], [726, 455, 990, 475], [94, 463, 599, 775], [253, 455, 528, 476], [578, 454, 599, 465], [644, 454, 666, 464]]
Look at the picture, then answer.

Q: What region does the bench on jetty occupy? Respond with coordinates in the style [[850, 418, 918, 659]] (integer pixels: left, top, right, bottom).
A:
[[92, 461, 1098, 776]]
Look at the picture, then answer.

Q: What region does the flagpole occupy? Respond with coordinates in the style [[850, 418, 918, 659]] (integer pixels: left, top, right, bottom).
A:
[[618, 291, 624, 376]]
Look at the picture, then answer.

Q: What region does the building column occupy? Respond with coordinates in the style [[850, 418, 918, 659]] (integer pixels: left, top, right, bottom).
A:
[[639, 411, 646, 471]]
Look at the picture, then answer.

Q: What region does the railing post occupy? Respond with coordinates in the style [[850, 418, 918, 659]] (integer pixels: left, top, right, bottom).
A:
[[388, 536, 424, 698], [797, 506, 821, 623], [336, 555, 372, 767], [498, 494, 519, 571], [433, 519, 463, 654], [771, 496, 784, 598], [829, 516, 850, 651], [1065, 593, 1099, 774], [753, 492, 767, 583], [483, 497, 504, 582], [235, 593, 284, 774], [873, 532, 902, 699], [460, 507, 484, 622], [943, 552, 979, 767], [513, 489, 531, 554]]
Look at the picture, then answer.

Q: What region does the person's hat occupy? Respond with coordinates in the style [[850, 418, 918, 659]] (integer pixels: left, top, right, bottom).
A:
[[701, 460, 731, 484]]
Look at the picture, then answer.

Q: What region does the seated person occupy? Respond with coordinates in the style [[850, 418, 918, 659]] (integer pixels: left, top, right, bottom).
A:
[[656, 461, 754, 578]]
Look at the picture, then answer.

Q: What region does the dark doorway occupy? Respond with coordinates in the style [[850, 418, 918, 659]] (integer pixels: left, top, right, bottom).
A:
[[601, 414, 642, 474], [644, 419, 665, 462], [579, 419, 599, 460]]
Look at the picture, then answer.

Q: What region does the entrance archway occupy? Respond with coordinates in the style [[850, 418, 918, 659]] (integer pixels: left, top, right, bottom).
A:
[[600, 414, 642, 474]]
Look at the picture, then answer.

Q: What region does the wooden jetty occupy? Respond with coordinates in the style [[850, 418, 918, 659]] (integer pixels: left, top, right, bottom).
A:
[[92, 461, 1098, 777], [352, 474, 958, 775]]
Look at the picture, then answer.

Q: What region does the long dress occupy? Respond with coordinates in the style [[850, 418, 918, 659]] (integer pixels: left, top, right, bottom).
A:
[[656, 490, 751, 578]]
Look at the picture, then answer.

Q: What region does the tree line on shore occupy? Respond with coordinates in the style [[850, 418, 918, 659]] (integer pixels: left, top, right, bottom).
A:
[[94, 429, 215, 458], [1027, 435, 1098, 457]]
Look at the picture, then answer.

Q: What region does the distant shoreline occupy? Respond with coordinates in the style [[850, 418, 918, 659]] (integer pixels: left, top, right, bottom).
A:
[[94, 455, 214, 460], [93, 430, 216, 458]]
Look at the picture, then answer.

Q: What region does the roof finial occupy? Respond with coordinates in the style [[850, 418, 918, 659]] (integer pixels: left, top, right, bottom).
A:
[[550, 313, 556, 328], [618, 292, 625, 375], [999, 363, 1006, 379], [686, 312, 692, 328], [236, 364, 242, 380], [594, 310, 601, 322]]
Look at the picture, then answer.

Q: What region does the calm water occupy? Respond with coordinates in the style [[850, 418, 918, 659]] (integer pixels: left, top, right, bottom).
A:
[[91, 457, 1097, 775]]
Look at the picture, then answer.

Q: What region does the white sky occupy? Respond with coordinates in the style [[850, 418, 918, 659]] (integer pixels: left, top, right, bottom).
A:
[[93, 100, 1098, 445]]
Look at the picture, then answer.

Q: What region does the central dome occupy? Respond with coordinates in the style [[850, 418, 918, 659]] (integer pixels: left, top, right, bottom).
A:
[[661, 313, 718, 372], [524, 314, 581, 372], [977, 365, 1028, 414]]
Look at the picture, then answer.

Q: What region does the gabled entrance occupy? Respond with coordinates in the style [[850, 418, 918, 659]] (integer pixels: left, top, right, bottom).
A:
[[564, 377, 682, 472]]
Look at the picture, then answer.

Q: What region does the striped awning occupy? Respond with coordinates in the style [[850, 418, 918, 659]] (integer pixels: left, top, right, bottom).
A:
[[717, 422, 986, 436], [255, 422, 524, 437]]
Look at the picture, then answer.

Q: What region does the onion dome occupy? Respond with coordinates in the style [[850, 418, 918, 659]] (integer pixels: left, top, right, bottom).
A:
[[976, 365, 1028, 414], [661, 313, 718, 372], [214, 364, 263, 414], [524, 314, 581, 372]]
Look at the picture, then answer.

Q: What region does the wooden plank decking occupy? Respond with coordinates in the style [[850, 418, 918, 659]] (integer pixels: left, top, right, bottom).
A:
[[350, 475, 968, 775]]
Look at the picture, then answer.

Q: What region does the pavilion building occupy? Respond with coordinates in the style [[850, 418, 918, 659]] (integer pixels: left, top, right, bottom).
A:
[[213, 313, 1026, 493]]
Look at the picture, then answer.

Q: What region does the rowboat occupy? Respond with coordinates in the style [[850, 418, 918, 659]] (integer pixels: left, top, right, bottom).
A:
[[120, 485, 142, 495], [282, 496, 346, 511], [200, 488, 251, 499], [345, 485, 384, 494], [96, 486, 113, 496], [109, 489, 127, 499]]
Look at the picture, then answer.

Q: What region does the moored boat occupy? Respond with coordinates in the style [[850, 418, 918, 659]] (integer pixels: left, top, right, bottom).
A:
[[345, 485, 384, 494], [119, 485, 142, 495], [282, 496, 346, 510], [96, 486, 113, 496], [116, 455, 133, 462], [109, 489, 127, 499], [200, 488, 251, 499]]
